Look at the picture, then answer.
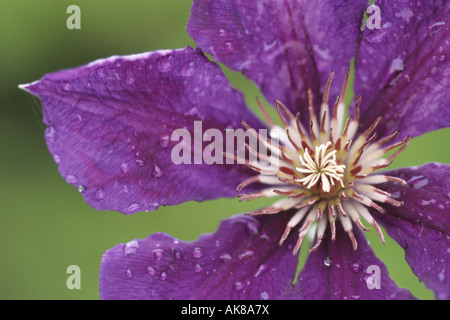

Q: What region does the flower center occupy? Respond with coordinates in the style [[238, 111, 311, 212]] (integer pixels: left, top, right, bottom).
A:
[[297, 142, 345, 193], [234, 70, 410, 255]]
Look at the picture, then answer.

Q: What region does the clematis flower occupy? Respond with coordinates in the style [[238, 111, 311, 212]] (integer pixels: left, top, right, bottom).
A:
[[20, 0, 449, 300]]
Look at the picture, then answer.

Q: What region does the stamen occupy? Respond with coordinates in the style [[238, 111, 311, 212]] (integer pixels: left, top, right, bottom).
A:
[[234, 71, 409, 254]]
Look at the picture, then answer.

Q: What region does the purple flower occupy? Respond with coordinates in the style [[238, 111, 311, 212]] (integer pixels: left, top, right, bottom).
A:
[[20, 0, 449, 300]]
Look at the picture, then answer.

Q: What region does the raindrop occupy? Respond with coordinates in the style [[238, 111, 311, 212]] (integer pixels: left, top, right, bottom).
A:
[[96, 67, 106, 78], [193, 247, 203, 258], [158, 134, 171, 148], [238, 250, 254, 260], [152, 164, 164, 178], [63, 83, 72, 91], [120, 162, 129, 174], [45, 126, 56, 143], [127, 203, 141, 213], [408, 175, 429, 189], [53, 154, 61, 164], [135, 159, 144, 167], [152, 248, 165, 261], [254, 264, 267, 278], [233, 281, 244, 291], [124, 240, 139, 256], [219, 253, 232, 262], [77, 185, 86, 193], [157, 55, 173, 73], [160, 272, 167, 281], [194, 263, 203, 273], [126, 268, 133, 279], [180, 61, 195, 77], [323, 257, 332, 267], [260, 291, 270, 300], [95, 188, 106, 200], [224, 41, 234, 52], [439, 54, 446, 62], [417, 198, 436, 209], [125, 74, 135, 85], [66, 174, 78, 184], [350, 261, 362, 273], [147, 266, 156, 276], [218, 29, 227, 37]]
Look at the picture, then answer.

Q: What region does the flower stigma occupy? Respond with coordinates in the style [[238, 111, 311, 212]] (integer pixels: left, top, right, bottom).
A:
[[234, 70, 410, 255]]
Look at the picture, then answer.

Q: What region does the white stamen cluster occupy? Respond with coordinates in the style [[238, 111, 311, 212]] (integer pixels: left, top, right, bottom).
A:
[[234, 71, 410, 254]]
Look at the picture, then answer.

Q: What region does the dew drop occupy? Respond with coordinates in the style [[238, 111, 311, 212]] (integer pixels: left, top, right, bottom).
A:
[[146, 266, 156, 276], [233, 281, 244, 291], [53, 154, 61, 164], [218, 29, 227, 37], [135, 159, 144, 167], [152, 248, 165, 261], [194, 263, 203, 273], [96, 67, 106, 78], [408, 175, 429, 189], [126, 268, 133, 279], [238, 250, 254, 260], [152, 164, 164, 178], [260, 291, 270, 300], [95, 188, 106, 200], [160, 272, 167, 281], [350, 261, 362, 273], [120, 162, 129, 174], [417, 198, 436, 209], [193, 247, 203, 258], [125, 74, 135, 85], [324, 257, 332, 267], [63, 83, 72, 91], [254, 264, 267, 278], [127, 203, 141, 213], [124, 240, 139, 256], [157, 55, 173, 73], [65, 174, 78, 184], [439, 54, 446, 62], [45, 126, 56, 143], [77, 185, 86, 193], [224, 41, 234, 52], [158, 134, 171, 148], [219, 253, 232, 262]]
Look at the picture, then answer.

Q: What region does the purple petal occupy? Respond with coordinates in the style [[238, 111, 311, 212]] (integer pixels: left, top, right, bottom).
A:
[[354, 0, 450, 141], [21, 46, 264, 214], [283, 226, 416, 300], [188, 0, 367, 115], [99, 213, 298, 300], [373, 162, 450, 299]]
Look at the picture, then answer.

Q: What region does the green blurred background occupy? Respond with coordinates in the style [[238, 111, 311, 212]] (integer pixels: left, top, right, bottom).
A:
[[1, 0, 448, 300]]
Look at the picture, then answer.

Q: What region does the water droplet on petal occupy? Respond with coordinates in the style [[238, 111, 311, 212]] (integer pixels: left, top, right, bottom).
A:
[[45, 126, 56, 143], [127, 203, 141, 213], [53, 154, 61, 164], [254, 264, 268, 278], [77, 185, 86, 193], [408, 175, 429, 189], [126, 268, 133, 279], [160, 272, 167, 281], [158, 134, 171, 148], [152, 164, 164, 178], [350, 261, 362, 273], [439, 54, 446, 62], [66, 174, 78, 184], [219, 253, 232, 262], [238, 250, 254, 260], [224, 41, 234, 52], [120, 162, 129, 174], [324, 257, 332, 267], [233, 281, 244, 291], [194, 263, 203, 273], [260, 291, 270, 300], [157, 55, 173, 73], [124, 240, 139, 256], [125, 74, 135, 85], [96, 67, 106, 78], [193, 247, 203, 258], [63, 83, 72, 91], [152, 248, 165, 261], [146, 266, 156, 276], [95, 188, 106, 200]]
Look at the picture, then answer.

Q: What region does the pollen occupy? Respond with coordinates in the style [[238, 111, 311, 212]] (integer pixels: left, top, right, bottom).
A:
[[234, 70, 410, 255]]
